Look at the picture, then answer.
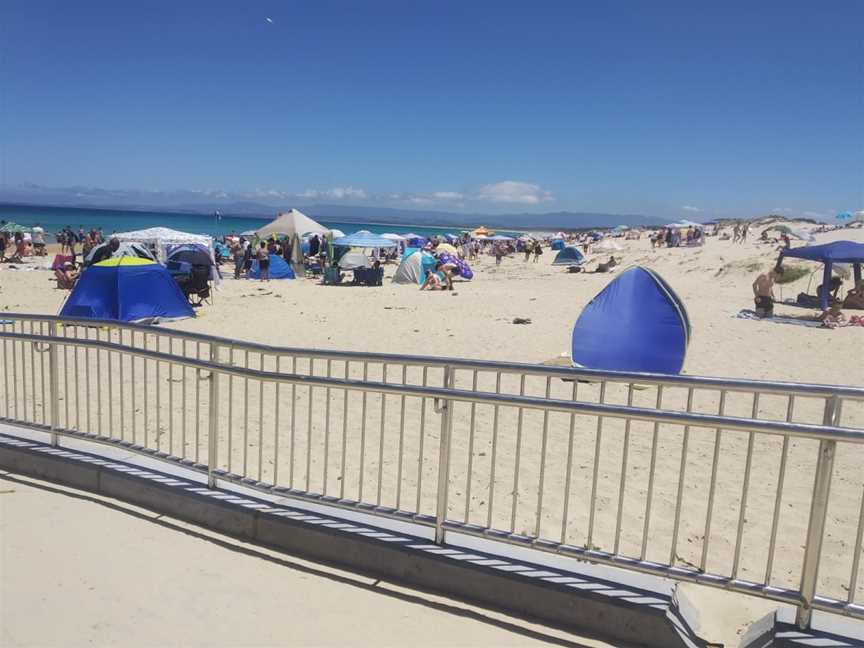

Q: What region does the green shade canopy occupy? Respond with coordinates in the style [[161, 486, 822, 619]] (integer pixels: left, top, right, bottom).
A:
[[0, 222, 32, 234]]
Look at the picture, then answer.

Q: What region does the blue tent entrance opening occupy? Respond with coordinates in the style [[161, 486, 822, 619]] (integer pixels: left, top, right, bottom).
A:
[[571, 266, 690, 374], [553, 246, 585, 267], [249, 254, 296, 279]]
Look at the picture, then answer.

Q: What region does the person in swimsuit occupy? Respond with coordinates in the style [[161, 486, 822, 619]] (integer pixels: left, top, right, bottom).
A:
[[256, 241, 270, 281], [752, 266, 783, 317]]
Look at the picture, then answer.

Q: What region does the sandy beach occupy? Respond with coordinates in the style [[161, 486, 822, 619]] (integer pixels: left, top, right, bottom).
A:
[[2, 223, 863, 634]]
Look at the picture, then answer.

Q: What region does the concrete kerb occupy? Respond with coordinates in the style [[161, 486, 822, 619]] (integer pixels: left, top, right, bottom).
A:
[[0, 431, 706, 648]]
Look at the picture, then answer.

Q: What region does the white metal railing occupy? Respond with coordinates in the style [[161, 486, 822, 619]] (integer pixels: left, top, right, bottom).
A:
[[1, 313, 863, 629]]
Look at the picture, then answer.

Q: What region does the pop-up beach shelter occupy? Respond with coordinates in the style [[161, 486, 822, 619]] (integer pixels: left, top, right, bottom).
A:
[[250, 254, 296, 279], [571, 267, 690, 374], [60, 257, 194, 323], [552, 246, 585, 267], [780, 240, 864, 310], [392, 249, 437, 285], [256, 209, 328, 239]]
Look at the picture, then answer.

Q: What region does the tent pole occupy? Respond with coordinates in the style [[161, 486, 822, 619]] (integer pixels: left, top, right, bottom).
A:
[[854, 262, 862, 287], [820, 262, 833, 311]]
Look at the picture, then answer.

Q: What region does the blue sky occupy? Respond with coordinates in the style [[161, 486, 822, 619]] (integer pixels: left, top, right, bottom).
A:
[[1, 0, 862, 219]]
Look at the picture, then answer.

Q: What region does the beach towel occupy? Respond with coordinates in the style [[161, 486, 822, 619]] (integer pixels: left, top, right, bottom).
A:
[[735, 309, 824, 328]]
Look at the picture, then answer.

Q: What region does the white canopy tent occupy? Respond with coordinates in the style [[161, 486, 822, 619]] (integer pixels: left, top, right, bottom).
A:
[[114, 226, 220, 286], [256, 209, 329, 238], [114, 227, 214, 263]]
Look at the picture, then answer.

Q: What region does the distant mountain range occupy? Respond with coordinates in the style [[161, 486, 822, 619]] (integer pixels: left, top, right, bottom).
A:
[[0, 186, 670, 230]]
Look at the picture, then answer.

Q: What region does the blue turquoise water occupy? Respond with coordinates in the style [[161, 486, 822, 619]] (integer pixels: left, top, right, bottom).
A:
[[0, 203, 482, 240]]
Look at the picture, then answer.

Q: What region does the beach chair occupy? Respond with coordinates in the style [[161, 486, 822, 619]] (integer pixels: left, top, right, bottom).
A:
[[304, 259, 323, 278]]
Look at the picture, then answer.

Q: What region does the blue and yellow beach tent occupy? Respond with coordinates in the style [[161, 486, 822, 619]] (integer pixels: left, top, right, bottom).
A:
[[60, 257, 195, 323]]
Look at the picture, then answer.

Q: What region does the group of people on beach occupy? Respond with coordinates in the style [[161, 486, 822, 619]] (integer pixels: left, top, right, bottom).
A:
[[650, 226, 704, 248], [752, 266, 864, 326], [0, 221, 46, 263]]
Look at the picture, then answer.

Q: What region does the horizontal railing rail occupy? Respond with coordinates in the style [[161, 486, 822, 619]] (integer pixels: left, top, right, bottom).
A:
[[4, 313, 864, 400], [1, 314, 863, 631], [0, 330, 861, 443]]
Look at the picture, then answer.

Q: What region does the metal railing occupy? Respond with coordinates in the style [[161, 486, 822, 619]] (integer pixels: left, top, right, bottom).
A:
[[1, 313, 863, 629]]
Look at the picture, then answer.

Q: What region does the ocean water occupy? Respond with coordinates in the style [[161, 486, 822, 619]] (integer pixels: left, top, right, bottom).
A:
[[0, 203, 491, 240]]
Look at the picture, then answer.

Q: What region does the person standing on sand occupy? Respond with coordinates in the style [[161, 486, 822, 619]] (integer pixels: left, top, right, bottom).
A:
[[232, 238, 244, 280], [533, 240, 542, 262], [242, 239, 253, 278], [494, 243, 503, 266], [256, 241, 270, 281], [752, 266, 783, 318]]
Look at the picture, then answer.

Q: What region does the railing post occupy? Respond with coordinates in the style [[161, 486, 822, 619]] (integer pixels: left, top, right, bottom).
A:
[[48, 321, 60, 447], [796, 395, 841, 629], [207, 344, 220, 489], [434, 366, 454, 545]]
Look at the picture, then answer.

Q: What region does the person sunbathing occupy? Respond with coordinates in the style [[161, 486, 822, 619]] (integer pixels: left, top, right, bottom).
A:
[[54, 262, 79, 289], [595, 256, 618, 273], [820, 303, 846, 329]]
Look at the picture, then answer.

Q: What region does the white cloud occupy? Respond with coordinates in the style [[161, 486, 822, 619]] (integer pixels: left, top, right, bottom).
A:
[[681, 205, 701, 212], [803, 210, 827, 219], [431, 191, 463, 201], [476, 181, 553, 205], [407, 196, 434, 205], [298, 186, 368, 200]]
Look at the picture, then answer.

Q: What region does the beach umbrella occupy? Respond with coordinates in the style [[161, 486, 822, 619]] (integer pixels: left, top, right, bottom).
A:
[[435, 243, 458, 255], [0, 222, 31, 234], [330, 229, 346, 239], [380, 233, 405, 242], [256, 209, 328, 238], [837, 212, 852, 220], [333, 231, 398, 248], [489, 234, 514, 241]]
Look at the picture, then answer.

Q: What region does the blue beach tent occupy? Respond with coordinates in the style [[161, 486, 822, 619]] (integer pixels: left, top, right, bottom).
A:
[[250, 254, 296, 279], [780, 240, 864, 310], [571, 267, 690, 374], [552, 246, 585, 267], [60, 257, 194, 323], [550, 238, 565, 251]]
